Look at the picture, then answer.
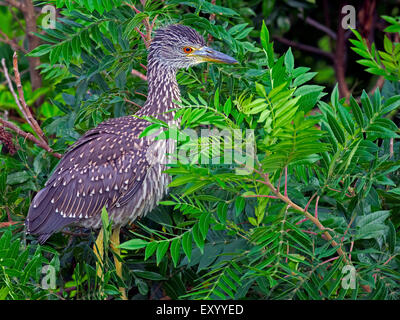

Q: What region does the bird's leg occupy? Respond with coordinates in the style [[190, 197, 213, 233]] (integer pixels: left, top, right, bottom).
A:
[[93, 228, 108, 299], [110, 226, 128, 300], [93, 227, 104, 281]]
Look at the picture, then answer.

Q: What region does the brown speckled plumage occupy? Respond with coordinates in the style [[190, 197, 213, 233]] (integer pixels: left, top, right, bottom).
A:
[[26, 24, 236, 243]]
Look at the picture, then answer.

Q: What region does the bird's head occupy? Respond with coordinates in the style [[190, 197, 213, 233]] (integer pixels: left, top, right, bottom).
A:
[[148, 24, 238, 69]]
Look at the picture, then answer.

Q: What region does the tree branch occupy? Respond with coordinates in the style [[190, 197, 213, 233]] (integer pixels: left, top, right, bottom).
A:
[[124, 2, 158, 49], [298, 14, 337, 40], [1, 0, 42, 91], [0, 117, 61, 158], [0, 30, 28, 54], [3, 0, 25, 10], [23, 0, 42, 91], [1, 55, 61, 158], [273, 36, 334, 60], [3, 53, 46, 144], [334, 0, 351, 99], [9, 5, 25, 31], [254, 169, 350, 265], [131, 69, 147, 81]]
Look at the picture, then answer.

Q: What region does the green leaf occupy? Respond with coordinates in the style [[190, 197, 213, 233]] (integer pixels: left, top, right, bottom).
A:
[[337, 104, 355, 135], [125, 13, 148, 37], [133, 270, 166, 281], [327, 114, 345, 145], [0, 287, 9, 300], [182, 232, 192, 261], [235, 197, 245, 215], [361, 90, 373, 119], [217, 202, 228, 224], [15, 249, 29, 270], [192, 223, 204, 253], [156, 241, 169, 265], [170, 238, 180, 267], [144, 242, 158, 260], [284, 48, 294, 74], [331, 84, 339, 109], [6, 171, 30, 185], [139, 123, 161, 138], [260, 20, 274, 67], [387, 220, 396, 254], [28, 44, 53, 57], [49, 45, 62, 64], [223, 98, 232, 116], [0, 229, 12, 250], [101, 206, 109, 231], [214, 87, 220, 109], [119, 238, 148, 250], [199, 213, 210, 238], [383, 36, 393, 53], [382, 95, 400, 114], [318, 257, 343, 290], [169, 176, 198, 188], [260, 20, 269, 48], [292, 72, 317, 87], [350, 96, 365, 128], [356, 211, 390, 240]]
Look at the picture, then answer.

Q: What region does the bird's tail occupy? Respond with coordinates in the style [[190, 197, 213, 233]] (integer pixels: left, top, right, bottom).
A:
[[26, 187, 75, 244]]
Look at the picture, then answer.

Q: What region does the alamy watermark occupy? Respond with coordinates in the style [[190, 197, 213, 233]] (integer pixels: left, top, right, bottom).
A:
[[41, 5, 56, 30], [341, 5, 356, 29], [341, 265, 356, 289], [41, 265, 56, 290]]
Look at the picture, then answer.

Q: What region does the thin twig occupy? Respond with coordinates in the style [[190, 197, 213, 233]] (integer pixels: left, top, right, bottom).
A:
[[2, 55, 46, 145], [299, 14, 337, 40], [131, 69, 147, 81], [273, 36, 334, 60], [0, 206, 21, 228], [0, 118, 62, 158], [389, 138, 394, 159], [243, 194, 278, 199], [1, 54, 61, 158], [3, 0, 25, 10], [123, 2, 141, 13], [124, 2, 157, 49], [296, 192, 319, 226], [124, 98, 142, 109], [255, 169, 350, 265], [0, 221, 21, 228], [320, 256, 340, 266], [134, 91, 147, 98], [12, 52, 47, 143], [314, 196, 320, 218], [0, 30, 28, 53], [284, 166, 288, 197], [9, 6, 25, 31]]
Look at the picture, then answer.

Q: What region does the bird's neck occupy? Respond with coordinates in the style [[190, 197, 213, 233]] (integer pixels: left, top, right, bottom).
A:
[[136, 60, 180, 123]]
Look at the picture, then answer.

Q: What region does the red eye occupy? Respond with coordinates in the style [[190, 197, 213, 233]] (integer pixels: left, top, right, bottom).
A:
[[183, 47, 193, 53]]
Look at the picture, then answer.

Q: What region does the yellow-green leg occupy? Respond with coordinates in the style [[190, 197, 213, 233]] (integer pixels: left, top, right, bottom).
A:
[[110, 226, 128, 300], [94, 227, 104, 281]]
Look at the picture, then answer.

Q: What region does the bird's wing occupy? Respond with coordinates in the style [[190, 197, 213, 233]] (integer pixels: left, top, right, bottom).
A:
[[26, 116, 152, 243]]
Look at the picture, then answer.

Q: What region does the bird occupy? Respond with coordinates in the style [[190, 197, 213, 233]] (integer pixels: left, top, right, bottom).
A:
[[25, 24, 237, 299]]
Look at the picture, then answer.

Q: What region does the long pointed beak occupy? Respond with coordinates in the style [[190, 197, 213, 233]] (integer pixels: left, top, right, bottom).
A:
[[191, 46, 238, 64]]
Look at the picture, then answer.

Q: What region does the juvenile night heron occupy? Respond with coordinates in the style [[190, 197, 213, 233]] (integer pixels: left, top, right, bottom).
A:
[[25, 24, 237, 298]]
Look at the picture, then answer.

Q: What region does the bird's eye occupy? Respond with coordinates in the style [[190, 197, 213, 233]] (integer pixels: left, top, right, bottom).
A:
[[183, 47, 193, 54]]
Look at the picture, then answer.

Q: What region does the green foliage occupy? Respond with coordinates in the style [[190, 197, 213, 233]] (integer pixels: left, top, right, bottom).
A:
[[350, 16, 400, 81], [122, 22, 400, 300], [1, 1, 400, 300], [0, 228, 59, 299]]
